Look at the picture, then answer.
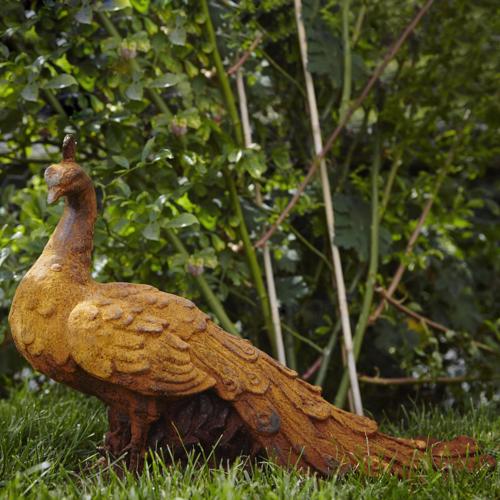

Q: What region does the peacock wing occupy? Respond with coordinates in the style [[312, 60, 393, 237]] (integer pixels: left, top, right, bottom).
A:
[[67, 282, 215, 397]]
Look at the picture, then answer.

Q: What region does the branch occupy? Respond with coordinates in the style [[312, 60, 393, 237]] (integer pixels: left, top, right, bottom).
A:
[[369, 199, 434, 324], [375, 287, 450, 333], [43, 89, 67, 117], [289, 225, 333, 272], [302, 356, 323, 380], [165, 232, 239, 336], [201, 0, 243, 144], [281, 323, 323, 354], [339, 0, 353, 120], [379, 149, 403, 219], [227, 34, 264, 75], [261, 48, 307, 97], [255, 0, 435, 248], [358, 374, 496, 386], [352, 4, 367, 47], [369, 134, 461, 325]]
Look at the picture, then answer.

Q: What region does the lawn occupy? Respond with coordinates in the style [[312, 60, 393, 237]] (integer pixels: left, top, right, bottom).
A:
[[0, 379, 498, 500]]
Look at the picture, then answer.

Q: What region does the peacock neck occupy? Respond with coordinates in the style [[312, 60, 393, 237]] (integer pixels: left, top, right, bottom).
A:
[[45, 183, 97, 284]]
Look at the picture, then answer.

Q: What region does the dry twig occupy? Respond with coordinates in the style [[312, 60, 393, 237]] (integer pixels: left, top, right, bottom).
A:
[[227, 34, 264, 75], [375, 287, 450, 333], [358, 374, 493, 386]]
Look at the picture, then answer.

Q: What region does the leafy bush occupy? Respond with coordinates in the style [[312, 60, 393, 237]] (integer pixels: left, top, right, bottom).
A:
[[1, 0, 498, 413]]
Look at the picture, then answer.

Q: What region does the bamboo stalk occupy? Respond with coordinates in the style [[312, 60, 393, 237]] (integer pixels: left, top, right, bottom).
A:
[[335, 131, 381, 407], [294, 0, 363, 415], [312, 265, 365, 386], [235, 69, 287, 365], [201, 0, 279, 356]]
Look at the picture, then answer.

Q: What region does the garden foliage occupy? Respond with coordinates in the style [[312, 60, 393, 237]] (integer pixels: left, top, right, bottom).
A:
[[0, 0, 498, 413]]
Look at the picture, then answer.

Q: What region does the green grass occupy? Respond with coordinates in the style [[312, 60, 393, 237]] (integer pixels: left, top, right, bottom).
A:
[[0, 381, 498, 499]]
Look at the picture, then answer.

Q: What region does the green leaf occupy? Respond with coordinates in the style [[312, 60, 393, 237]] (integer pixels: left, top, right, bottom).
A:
[[165, 213, 199, 229], [44, 74, 78, 89], [271, 146, 291, 170], [79, 75, 96, 92], [99, 0, 131, 11], [228, 149, 243, 163], [184, 60, 199, 78], [128, 31, 150, 52], [75, 4, 92, 24], [333, 193, 391, 261], [114, 178, 131, 197], [53, 55, 74, 75], [276, 276, 309, 307], [169, 27, 186, 46], [112, 155, 129, 169], [177, 108, 201, 129], [194, 12, 206, 24], [130, 0, 150, 14], [21, 83, 39, 102], [151, 149, 173, 162], [141, 137, 155, 162], [125, 82, 143, 101], [0, 43, 9, 59], [240, 154, 266, 179], [149, 73, 181, 88], [142, 222, 160, 241]]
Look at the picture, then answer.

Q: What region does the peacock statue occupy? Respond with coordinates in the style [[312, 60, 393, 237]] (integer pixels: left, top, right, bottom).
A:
[[9, 135, 494, 475]]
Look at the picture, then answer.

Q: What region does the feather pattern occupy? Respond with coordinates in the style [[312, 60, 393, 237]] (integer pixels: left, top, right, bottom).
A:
[[67, 282, 216, 397]]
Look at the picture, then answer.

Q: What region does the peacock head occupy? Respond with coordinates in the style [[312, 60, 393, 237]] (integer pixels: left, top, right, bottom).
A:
[[44, 135, 91, 204]]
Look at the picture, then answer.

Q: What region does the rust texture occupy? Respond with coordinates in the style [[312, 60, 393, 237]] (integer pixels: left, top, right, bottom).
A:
[[9, 136, 495, 475]]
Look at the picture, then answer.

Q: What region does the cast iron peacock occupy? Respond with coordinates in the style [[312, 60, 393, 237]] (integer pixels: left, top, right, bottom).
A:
[[9, 136, 494, 475]]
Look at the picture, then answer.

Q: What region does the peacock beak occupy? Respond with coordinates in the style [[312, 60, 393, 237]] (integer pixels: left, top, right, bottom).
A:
[[45, 165, 64, 204]]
